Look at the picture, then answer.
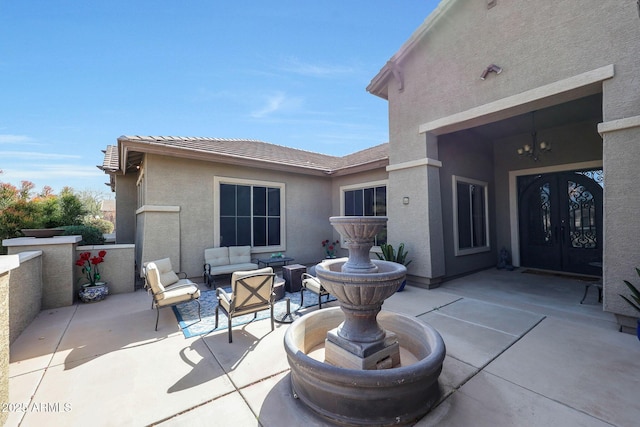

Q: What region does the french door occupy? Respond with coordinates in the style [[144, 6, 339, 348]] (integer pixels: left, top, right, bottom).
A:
[[518, 170, 602, 275]]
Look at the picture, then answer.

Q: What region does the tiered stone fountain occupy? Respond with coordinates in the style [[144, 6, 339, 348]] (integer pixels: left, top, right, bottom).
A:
[[284, 216, 446, 426]]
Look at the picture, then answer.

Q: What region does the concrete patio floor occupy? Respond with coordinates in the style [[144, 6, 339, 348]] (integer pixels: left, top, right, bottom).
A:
[[7, 268, 640, 426]]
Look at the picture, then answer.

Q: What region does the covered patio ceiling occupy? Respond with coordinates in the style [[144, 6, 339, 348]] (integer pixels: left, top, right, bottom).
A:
[[469, 93, 603, 141]]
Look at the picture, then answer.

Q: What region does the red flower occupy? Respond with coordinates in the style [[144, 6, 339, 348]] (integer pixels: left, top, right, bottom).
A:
[[76, 250, 107, 286], [328, 245, 334, 250]]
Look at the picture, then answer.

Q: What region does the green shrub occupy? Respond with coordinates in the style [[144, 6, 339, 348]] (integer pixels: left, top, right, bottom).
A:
[[376, 243, 412, 266], [83, 216, 114, 234], [62, 225, 105, 245]]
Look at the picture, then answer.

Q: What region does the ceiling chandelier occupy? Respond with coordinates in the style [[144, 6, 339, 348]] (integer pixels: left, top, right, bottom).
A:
[[517, 111, 551, 161]]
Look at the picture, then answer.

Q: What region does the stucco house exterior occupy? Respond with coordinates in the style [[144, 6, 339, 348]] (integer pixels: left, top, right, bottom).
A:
[[101, 137, 389, 281], [102, 0, 640, 332], [364, 0, 640, 331]]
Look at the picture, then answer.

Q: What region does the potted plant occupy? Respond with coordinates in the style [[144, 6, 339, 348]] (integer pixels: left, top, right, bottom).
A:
[[76, 250, 109, 302], [620, 268, 640, 340], [322, 239, 340, 259], [376, 243, 412, 291]]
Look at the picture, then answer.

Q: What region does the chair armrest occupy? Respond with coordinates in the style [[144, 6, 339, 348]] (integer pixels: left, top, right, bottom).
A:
[[176, 271, 187, 279], [152, 282, 198, 298], [204, 263, 211, 274], [302, 273, 322, 285], [216, 287, 231, 303]]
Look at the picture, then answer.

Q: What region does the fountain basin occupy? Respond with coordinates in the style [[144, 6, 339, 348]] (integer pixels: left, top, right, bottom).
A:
[[285, 307, 446, 426]]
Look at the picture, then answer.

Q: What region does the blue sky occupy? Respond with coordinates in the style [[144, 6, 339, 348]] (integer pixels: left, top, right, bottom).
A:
[[0, 1, 439, 196]]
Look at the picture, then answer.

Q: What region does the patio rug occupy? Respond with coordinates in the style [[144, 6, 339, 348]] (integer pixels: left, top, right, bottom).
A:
[[172, 287, 336, 338]]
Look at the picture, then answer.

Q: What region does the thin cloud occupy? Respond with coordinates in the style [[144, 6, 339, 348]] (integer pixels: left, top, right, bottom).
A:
[[278, 57, 356, 77], [1, 164, 103, 180], [0, 134, 37, 144], [0, 151, 81, 160], [250, 92, 303, 118]]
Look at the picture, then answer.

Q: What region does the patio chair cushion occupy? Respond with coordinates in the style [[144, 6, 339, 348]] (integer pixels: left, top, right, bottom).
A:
[[154, 257, 180, 286], [205, 247, 230, 267], [302, 274, 324, 294], [220, 267, 274, 315], [156, 281, 201, 308]]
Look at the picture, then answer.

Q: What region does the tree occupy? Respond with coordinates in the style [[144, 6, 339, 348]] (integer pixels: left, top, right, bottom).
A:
[[58, 188, 87, 226]]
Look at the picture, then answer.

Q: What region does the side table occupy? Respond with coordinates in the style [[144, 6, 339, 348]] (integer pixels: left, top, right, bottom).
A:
[[282, 264, 306, 293]]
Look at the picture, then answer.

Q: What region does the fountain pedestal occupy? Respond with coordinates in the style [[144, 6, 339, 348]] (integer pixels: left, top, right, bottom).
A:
[[325, 330, 400, 370], [319, 217, 403, 370]]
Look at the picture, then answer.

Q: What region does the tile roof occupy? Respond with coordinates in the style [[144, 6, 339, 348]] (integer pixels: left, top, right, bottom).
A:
[[100, 145, 119, 171], [110, 136, 388, 175]]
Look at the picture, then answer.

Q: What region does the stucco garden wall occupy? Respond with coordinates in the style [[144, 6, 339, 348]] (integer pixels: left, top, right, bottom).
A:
[[0, 257, 18, 426], [5, 236, 81, 309], [8, 251, 42, 344], [75, 244, 135, 295]]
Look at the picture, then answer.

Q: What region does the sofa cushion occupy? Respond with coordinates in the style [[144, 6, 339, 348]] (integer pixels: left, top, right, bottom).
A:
[[205, 247, 230, 267], [229, 245, 252, 264], [208, 262, 258, 276]]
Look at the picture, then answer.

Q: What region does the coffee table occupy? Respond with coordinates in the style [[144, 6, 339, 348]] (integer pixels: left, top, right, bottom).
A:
[[257, 256, 294, 268]]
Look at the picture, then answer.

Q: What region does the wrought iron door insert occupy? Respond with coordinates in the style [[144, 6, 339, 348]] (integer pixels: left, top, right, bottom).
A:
[[518, 169, 602, 275]]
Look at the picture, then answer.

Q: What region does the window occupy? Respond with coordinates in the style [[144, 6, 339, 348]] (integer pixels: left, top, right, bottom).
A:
[[216, 178, 285, 249], [453, 176, 489, 255], [341, 181, 387, 246]]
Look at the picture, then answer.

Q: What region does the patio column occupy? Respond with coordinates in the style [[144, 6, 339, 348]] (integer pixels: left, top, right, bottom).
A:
[[599, 115, 640, 331], [387, 132, 445, 287]]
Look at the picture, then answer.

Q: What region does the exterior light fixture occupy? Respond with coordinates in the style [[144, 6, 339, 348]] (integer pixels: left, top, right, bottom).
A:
[[517, 111, 551, 161], [480, 64, 503, 80], [403, 197, 410, 205]]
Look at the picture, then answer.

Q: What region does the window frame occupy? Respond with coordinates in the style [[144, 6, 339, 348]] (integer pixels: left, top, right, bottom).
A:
[[340, 180, 388, 248], [213, 176, 286, 252], [452, 175, 490, 256]]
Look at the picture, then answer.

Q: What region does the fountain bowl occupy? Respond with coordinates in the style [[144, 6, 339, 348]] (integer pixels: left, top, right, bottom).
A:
[[315, 258, 405, 308], [285, 307, 446, 426]]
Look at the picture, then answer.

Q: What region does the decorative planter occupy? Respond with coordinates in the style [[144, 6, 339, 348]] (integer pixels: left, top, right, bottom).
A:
[[21, 228, 65, 238], [78, 282, 109, 303]]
